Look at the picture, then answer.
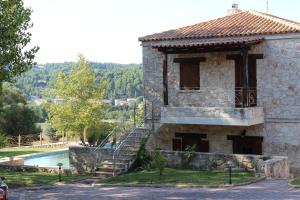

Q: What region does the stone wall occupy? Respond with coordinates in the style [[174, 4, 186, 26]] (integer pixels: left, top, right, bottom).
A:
[[0, 164, 71, 174], [69, 146, 113, 174], [147, 124, 264, 154], [160, 150, 289, 178]]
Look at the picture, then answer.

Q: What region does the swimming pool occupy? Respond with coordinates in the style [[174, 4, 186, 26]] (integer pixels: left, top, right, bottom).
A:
[[22, 143, 114, 168], [23, 150, 69, 168]]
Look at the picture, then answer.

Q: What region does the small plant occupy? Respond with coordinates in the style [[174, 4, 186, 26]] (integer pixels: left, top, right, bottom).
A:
[[183, 144, 196, 168], [134, 136, 152, 171], [152, 148, 166, 176]]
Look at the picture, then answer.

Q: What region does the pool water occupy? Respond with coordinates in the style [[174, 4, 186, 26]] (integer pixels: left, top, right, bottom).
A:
[[24, 150, 69, 168]]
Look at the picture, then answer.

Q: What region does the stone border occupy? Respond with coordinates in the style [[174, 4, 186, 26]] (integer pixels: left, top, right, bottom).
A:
[[93, 176, 266, 188]]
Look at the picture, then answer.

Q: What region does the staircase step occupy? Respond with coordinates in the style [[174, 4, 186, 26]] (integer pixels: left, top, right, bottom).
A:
[[105, 157, 131, 163], [95, 171, 114, 178], [97, 166, 124, 173], [100, 161, 127, 168], [93, 127, 150, 178]]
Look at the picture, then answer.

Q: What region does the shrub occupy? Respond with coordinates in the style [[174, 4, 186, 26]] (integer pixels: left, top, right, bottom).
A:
[[44, 123, 58, 142], [132, 136, 152, 171], [0, 133, 9, 148], [183, 144, 196, 168], [152, 148, 166, 176], [87, 122, 115, 146]]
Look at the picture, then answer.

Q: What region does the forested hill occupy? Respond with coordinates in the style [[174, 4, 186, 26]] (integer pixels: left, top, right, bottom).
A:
[[16, 62, 143, 100]]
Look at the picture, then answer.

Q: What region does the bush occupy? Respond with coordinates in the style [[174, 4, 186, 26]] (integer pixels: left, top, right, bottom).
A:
[[183, 144, 196, 168], [0, 133, 9, 148], [152, 148, 166, 176], [44, 123, 58, 142], [132, 136, 152, 171], [87, 122, 115, 146]]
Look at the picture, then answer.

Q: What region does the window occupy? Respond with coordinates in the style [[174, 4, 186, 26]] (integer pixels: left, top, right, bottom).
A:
[[180, 63, 200, 90], [174, 57, 205, 90], [173, 133, 209, 152], [227, 135, 263, 155]]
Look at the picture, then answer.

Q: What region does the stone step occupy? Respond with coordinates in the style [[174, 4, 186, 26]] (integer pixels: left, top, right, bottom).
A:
[[105, 157, 131, 162], [101, 161, 127, 168], [95, 171, 114, 178], [118, 144, 140, 151], [122, 140, 142, 146], [134, 127, 150, 133], [97, 166, 125, 173]]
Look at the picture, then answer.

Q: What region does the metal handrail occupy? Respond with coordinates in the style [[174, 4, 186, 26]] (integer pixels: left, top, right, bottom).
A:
[[111, 99, 160, 176], [93, 116, 127, 151]]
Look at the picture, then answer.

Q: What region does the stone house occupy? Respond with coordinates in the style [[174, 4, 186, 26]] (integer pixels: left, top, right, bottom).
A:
[[139, 7, 300, 175]]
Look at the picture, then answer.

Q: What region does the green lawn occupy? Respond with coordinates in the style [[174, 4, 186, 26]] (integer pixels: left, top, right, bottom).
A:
[[98, 168, 256, 186], [291, 177, 300, 185], [0, 146, 67, 158], [0, 171, 90, 188]]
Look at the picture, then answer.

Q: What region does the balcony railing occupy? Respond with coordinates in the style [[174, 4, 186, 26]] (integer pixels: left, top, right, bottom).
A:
[[235, 87, 257, 107], [179, 87, 257, 108]]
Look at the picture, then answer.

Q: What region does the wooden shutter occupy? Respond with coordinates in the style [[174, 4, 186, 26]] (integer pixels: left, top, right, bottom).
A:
[[180, 63, 200, 90]]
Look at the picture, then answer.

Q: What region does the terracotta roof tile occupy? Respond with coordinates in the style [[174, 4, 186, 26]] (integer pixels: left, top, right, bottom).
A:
[[139, 10, 300, 42], [151, 36, 264, 48]]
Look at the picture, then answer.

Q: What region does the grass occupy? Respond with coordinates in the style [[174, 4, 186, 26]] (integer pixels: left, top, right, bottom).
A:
[[0, 171, 90, 188], [0, 146, 67, 158], [98, 168, 257, 186], [291, 177, 300, 185]]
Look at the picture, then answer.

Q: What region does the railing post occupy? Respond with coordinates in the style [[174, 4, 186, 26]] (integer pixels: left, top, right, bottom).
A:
[[62, 131, 65, 144], [113, 153, 116, 176], [133, 102, 136, 127], [65, 131, 68, 144], [151, 101, 154, 131], [40, 132, 43, 146], [18, 134, 21, 148]]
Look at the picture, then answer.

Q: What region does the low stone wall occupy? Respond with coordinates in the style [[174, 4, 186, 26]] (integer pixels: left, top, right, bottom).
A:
[[0, 157, 24, 165], [160, 150, 289, 178], [0, 163, 71, 174], [69, 146, 114, 174]]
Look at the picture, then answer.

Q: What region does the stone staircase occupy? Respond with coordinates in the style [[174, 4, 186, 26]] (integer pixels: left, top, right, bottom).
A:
[[94, 127, 150, 178]]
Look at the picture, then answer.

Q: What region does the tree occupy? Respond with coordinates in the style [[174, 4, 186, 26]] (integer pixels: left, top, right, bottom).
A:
[[0, 83, 41, 136], [0, 0, 39, 90], [0, 133, 9, 148], [46, 55, 108, 143]]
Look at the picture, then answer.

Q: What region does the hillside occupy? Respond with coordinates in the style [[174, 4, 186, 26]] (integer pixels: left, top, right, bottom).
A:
[[16, 62, 143, 100]]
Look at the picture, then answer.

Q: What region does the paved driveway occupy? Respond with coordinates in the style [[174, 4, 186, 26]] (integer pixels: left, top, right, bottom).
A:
[[9, 180, 300, 200]]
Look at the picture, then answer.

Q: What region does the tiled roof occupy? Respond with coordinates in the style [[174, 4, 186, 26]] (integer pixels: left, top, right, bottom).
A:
[[139, 10, 300, 42], [151, 36, 264, 48]]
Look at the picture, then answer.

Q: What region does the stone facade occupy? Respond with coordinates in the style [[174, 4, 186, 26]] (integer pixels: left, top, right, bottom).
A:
[[142, 33, 300, 175], [160, 150, 289, 179]]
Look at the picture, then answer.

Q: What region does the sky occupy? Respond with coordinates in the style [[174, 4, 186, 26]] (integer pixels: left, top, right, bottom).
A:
[[23, 0, 300, 64]]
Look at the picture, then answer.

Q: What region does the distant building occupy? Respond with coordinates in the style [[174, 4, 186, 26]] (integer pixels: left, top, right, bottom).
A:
[[53, 98, 65, 104], [36, 80, 47, 90], [114, 99, 128, 106], [102, 99, 112, 104], [127, 98, 137, 107], [33, 98, 46, 106]]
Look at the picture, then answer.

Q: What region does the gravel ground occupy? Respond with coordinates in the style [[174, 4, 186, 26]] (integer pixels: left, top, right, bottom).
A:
[[9, 179, 300, 200]]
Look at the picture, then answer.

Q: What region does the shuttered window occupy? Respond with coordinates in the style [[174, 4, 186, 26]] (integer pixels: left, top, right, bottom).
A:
[[180, 63, 200, 90]]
